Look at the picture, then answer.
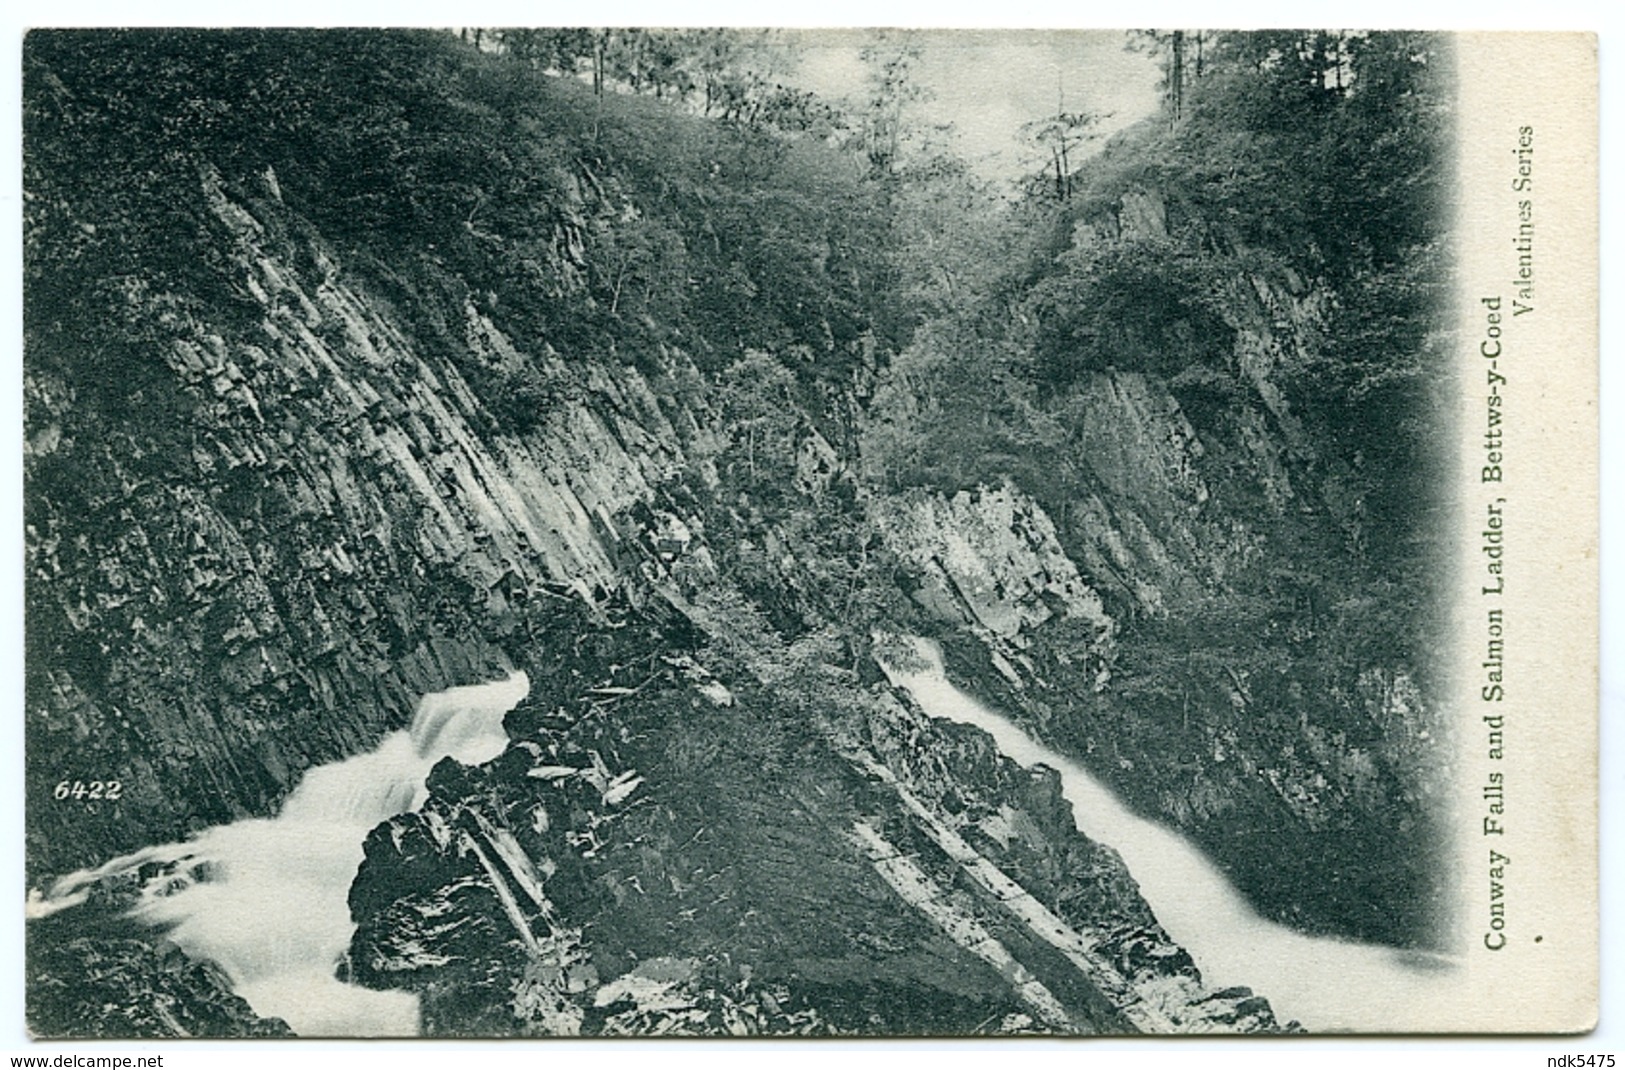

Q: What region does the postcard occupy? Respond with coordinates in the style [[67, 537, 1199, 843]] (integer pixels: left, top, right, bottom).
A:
[[20, 28, 1598, 1036]]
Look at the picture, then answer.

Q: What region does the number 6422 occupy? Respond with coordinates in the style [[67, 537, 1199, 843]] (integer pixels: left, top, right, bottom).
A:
[[53, 779, 122, 801]]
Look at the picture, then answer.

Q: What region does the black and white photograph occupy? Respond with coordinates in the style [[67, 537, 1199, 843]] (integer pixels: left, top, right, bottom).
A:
[[17, 25, 1600, 1041]]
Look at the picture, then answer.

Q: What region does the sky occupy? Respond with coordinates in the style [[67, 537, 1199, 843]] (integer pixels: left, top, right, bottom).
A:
[[783, 29, 1163, 183]]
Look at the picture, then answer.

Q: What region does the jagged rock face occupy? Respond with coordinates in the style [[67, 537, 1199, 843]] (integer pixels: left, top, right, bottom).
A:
[[874, 483, 1113, 647], [27, 931, 293, 1038], [343, 621, 1286, 1036], [851, 180, 1441, 951], [871, 368, 1284, 636], [25, 162, 712, 876], [879, 190, 1444, 950]]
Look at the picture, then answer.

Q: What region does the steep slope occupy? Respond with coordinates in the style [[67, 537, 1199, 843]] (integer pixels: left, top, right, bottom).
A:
[[25, 28, 887, 877], [24, 28, 1445, 1036]]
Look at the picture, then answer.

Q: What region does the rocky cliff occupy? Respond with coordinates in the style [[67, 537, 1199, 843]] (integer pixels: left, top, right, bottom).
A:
[[873, 181, 1450, 949], [25, 155, 709, 875], [24, 28, 1445, 1037]]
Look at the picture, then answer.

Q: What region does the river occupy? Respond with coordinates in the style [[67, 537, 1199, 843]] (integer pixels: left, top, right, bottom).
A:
[[34, 639, 1458, 1035], [881, 636, 1459, 1032], [32, 672, 531, 1037]]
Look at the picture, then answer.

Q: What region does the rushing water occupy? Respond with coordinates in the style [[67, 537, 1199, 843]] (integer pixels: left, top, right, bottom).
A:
[[882, 637, 1459, 1032], [33, 672, 531, 1038], [33, 641, 1459, 1034]]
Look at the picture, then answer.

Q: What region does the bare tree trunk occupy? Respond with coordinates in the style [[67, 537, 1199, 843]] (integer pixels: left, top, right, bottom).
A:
[[1059, 132, 1071, 200], [1170, 30, 1185, 123]]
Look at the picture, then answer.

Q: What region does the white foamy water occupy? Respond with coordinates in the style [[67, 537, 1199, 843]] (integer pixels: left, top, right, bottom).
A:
[[882, 638, 1460, 1032], [35, 672, 531, 1037]]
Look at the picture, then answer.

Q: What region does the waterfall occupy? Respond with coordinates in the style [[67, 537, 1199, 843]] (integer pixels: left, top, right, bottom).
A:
[[33, 671, 531, 1038], [882, 637, 1460, 1032]]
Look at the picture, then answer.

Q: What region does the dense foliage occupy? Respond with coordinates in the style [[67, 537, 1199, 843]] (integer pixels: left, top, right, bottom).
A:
[[25, 30, 901, 409], [867, 29, 1453, 659]]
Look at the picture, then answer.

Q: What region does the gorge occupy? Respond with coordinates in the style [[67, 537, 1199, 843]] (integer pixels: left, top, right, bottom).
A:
[[24, 28, 1454, 1037]]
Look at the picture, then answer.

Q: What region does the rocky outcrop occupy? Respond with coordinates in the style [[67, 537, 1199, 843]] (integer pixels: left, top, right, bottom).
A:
[[27, 933, 293, 1038], [879, 187, 1445, 950], [341, 603, 1287, 1035], [347, 664, 1033, 1035], [873, 483, 1113, 666], [25, 161, 715, 876]]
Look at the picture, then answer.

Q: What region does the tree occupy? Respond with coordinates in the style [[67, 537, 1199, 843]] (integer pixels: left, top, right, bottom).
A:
[[496, 29, 597, 77], [717, 352, 800, 488], [1128, 29, 1210, 125], [1020, 106, 1099, 203], [855, 39, 926, 177]]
